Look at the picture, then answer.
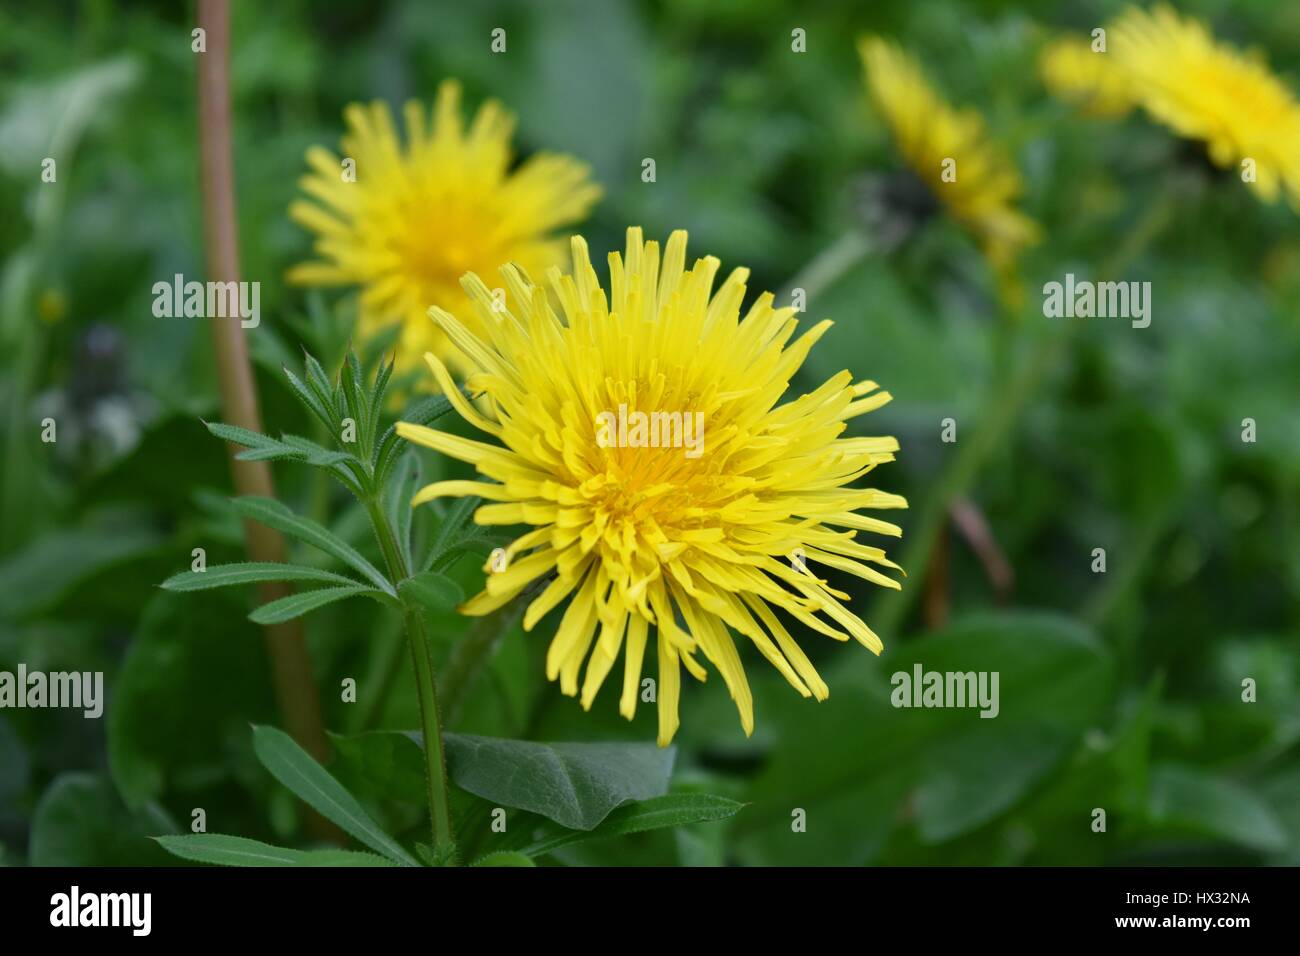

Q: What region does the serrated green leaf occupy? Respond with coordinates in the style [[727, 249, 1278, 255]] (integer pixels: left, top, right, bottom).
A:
[[156, 833, 397, 867], [523, 793, 745, 857], [278, 434, 353, 467], [162, 562, 364, 592], [249, 585, 381, 624], [251, 725, 420, 866], [205, 421, 279, 452], [232, 496, 392, 593], [283, 365, 338, 433]]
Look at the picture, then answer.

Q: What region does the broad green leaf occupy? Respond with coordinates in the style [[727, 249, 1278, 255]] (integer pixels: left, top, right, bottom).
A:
[[251, 725, 419, 866], [735, 612, 1114, 865], [472, 851, 536, 867], [162, 562, 363, 593], [0, 523, 162, 619], [442, 733, 676, 831], [109, 591, 276, 806], [1149, 764, 1288, 852], [29, 773, 176, 866], [249, 585, 381, 624], [523, 793, 744, 858], [399, 571, 465, 611], [232, 496, 392, 593], [156, 833, 396, 867]]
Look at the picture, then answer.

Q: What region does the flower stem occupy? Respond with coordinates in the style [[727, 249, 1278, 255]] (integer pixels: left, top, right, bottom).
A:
[[196, 0, 329, 770], [781, 229, 874, 309], [365, 498, 455, 856]]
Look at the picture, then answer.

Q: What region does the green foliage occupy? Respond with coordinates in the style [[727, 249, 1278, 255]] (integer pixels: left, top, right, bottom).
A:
[[3, 0, 1298, 869]]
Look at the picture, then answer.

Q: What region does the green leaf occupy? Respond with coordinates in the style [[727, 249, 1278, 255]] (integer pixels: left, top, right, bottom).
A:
[[251, 725, 420, 866], [161, 562, 364, 593], [374, 392, 457, 484], [0, 522, 162, 619], [303, 352, 339, 416], [387, 450, 420, 569], [736, 611, 1114, 865], [277, 434, 352, 467], [523, 793, 744, 858], [424, 495, 482, 571], [283, 365, 338, 433], [29, 773, 176, 866], [472, 851, 536, 867], [232, 496, 392, 593], [330, 731, 428, 805], [249, 585, 381, 624], [442, 734, 675, 831], [205, 421, 281, 454], [399, 570, 465, 611], [109, 590, 276, 806], [1149, 764, 1289, 852], [156, 834, 397, 867]]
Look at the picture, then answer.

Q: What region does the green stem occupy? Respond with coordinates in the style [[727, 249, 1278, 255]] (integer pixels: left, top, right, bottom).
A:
[[781, 229, 874, 308], [365, 498, 455, 856]]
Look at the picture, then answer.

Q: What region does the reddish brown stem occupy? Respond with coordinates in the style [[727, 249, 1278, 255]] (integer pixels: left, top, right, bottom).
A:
[[195, 0, 329, 766]]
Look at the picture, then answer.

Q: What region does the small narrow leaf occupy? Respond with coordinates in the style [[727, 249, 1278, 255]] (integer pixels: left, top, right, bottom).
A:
[[283, 365, 338, 433], [206, 421, 279, 452], [523, 794, 745, 858], [251, 725, 420, 866], [249, 585, 380, 624], [424, 495, 482, 571], [232, 496, 392, 593], [278, 434, 352, 467], [156, 833, 397, 867], [162, 562, 363, 592]]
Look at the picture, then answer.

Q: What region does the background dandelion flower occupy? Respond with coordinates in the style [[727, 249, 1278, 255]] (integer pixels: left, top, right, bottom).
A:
[[1039, 36, 1136, 118], [288, 79, 601, 377], [397, 228, 906, 745], [1113, 4, 1300, 209], [858, 36, 1040, 277]]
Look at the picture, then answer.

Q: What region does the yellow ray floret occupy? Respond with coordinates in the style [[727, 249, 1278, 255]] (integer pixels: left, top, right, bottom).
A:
[[858, 35, 1040, 274], [287, 79, 601, 378], [1039, 36, 1137, 118], [1111, 5, 1300, 209], [397, 228, 907, 745]]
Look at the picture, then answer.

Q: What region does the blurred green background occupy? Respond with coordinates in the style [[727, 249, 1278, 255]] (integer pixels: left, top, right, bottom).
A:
[[1, 0, 1298, 866]]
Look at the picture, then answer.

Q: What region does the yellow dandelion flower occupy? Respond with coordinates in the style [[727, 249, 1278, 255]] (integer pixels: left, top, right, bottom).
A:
[[1039, 36, 1136, 118], [396, 228, 907, 745], [1112, 5, 1300, 208], [858, 36, 1040, 274], [287, 80, 601, 376]]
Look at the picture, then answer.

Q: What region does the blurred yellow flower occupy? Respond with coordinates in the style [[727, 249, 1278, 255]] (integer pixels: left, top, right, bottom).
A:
[[397, 228, 906, 745], [288, 80, 601, 377], [1113, 4, 1300, 209], [858, 36, 1040, 279], [1039, 36, 1136, 118]]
